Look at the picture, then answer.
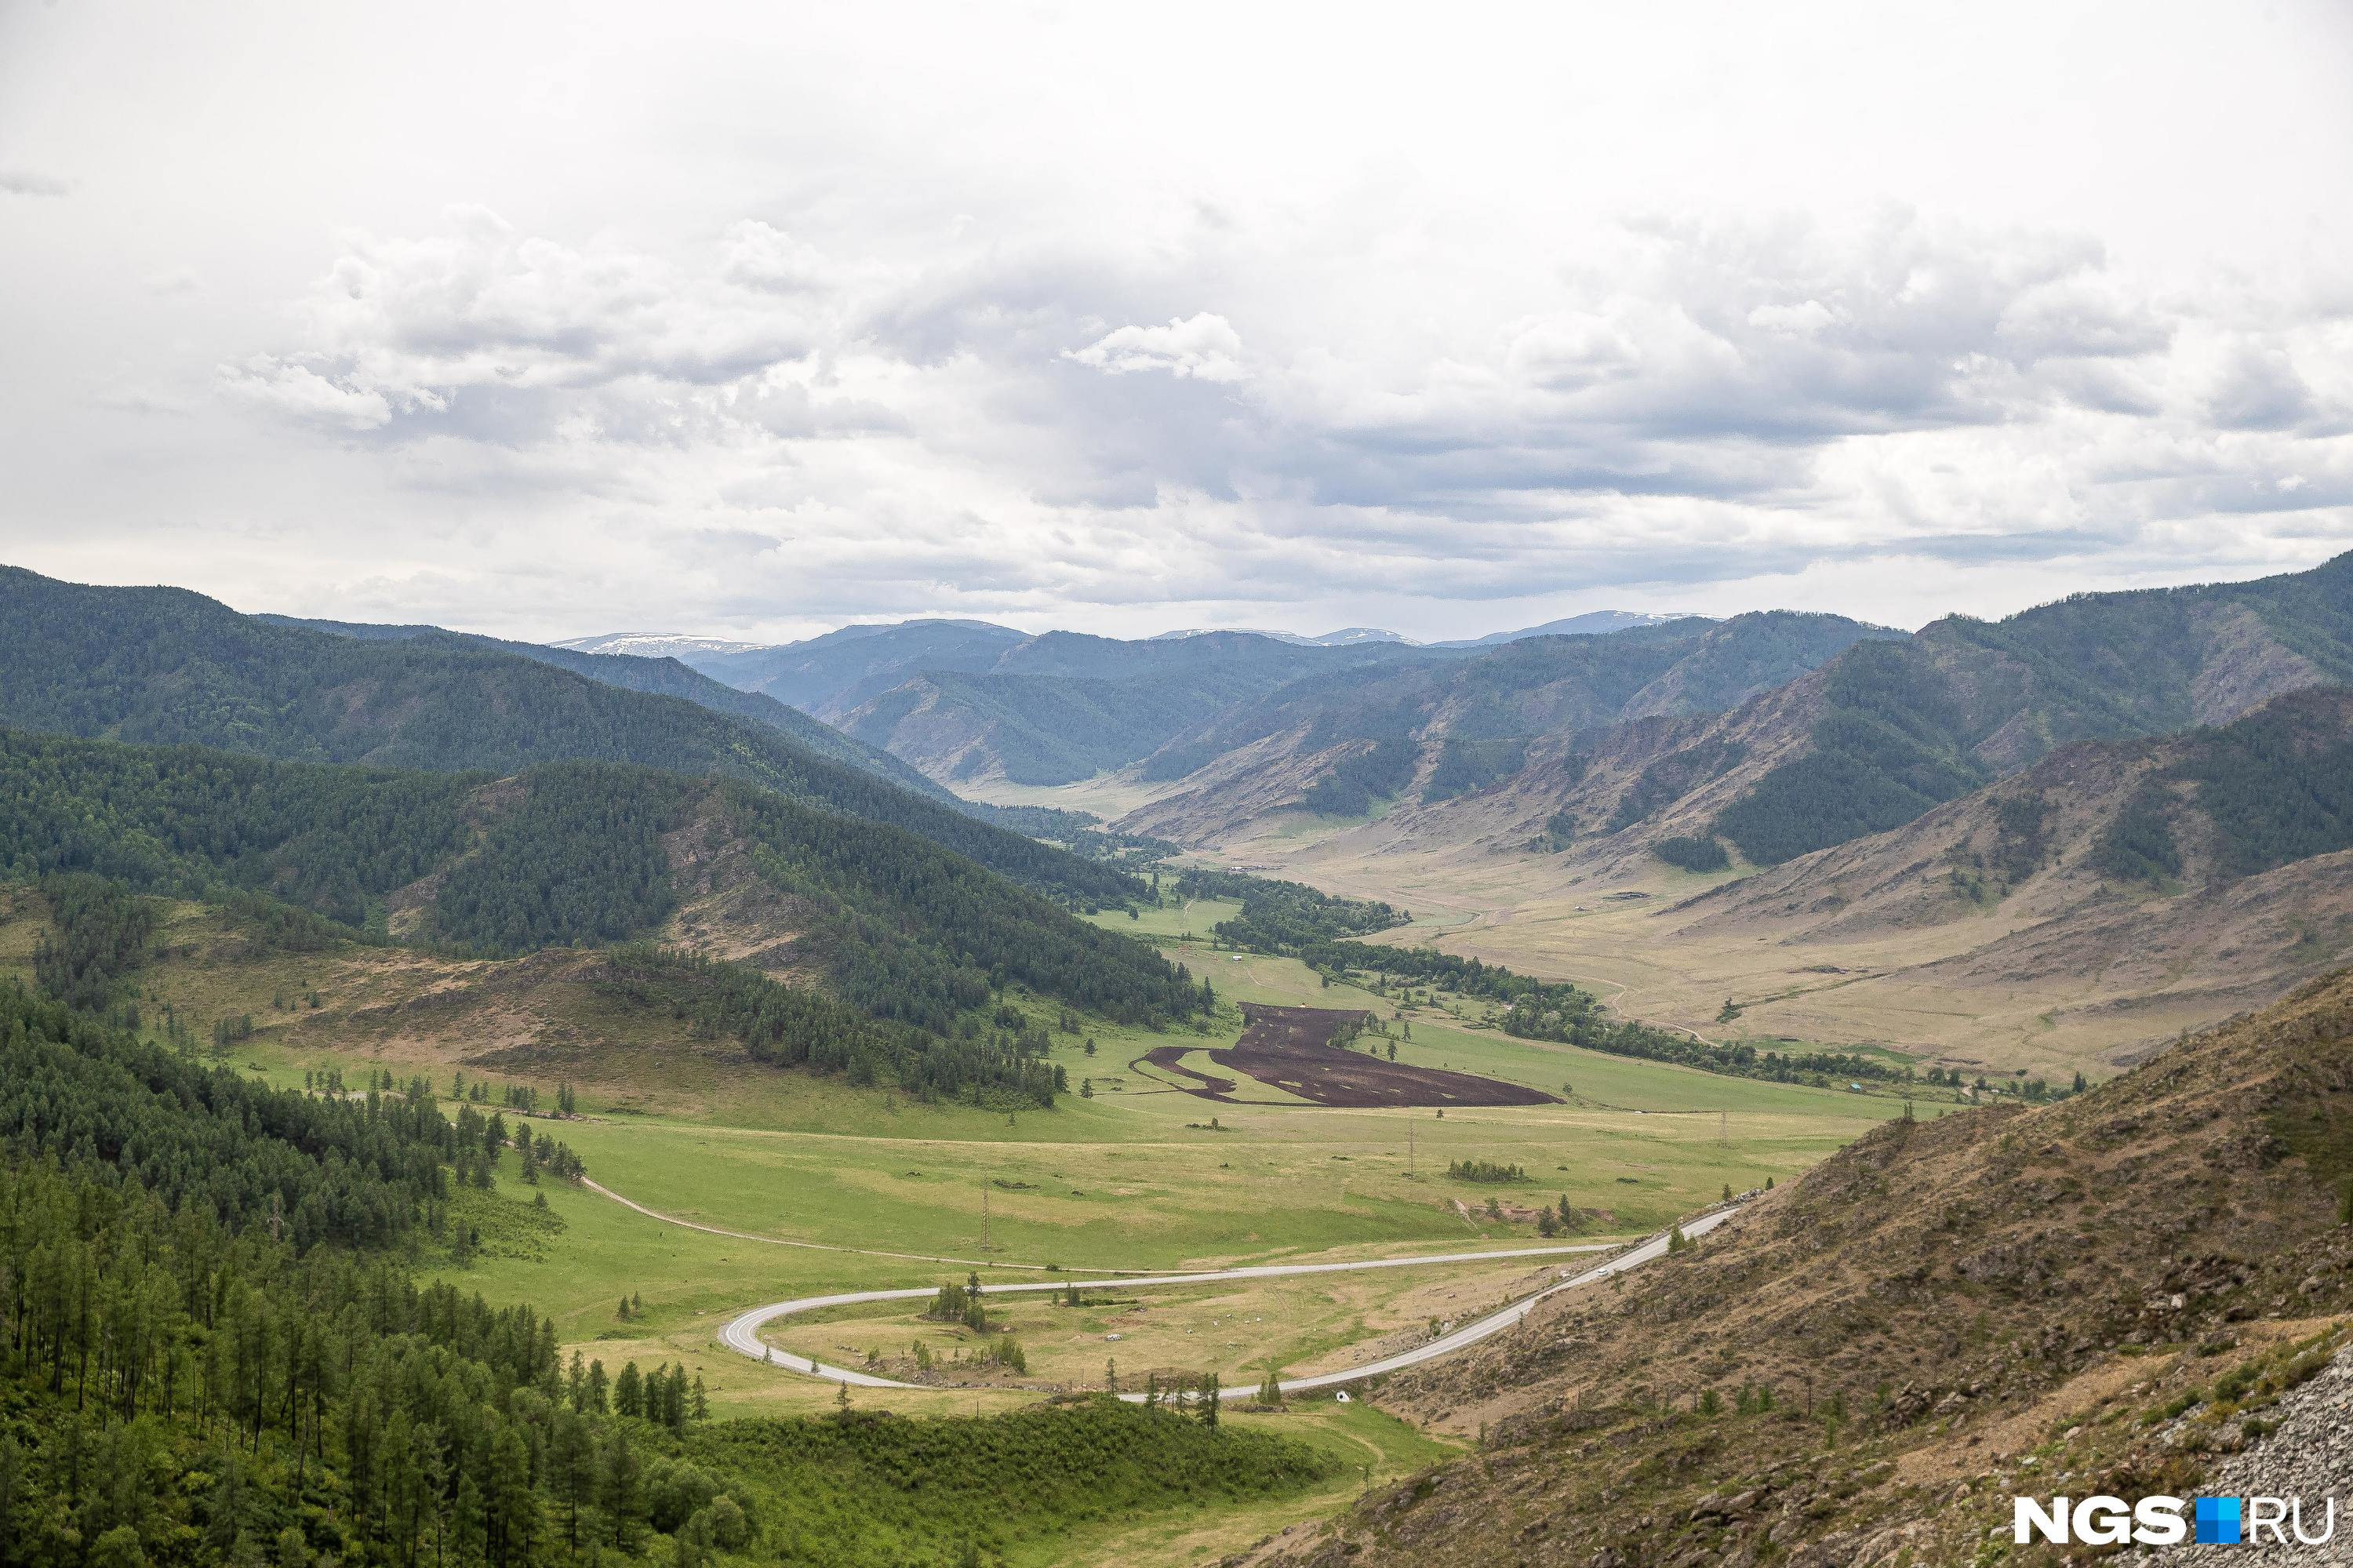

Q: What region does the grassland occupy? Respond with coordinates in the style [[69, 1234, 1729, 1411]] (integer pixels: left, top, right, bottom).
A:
[[758, 1255, 1570, 1387], [0, 878, 1904, 1565], [1154, 807, 2235, 1080], [0, 883, 1896, 1290]]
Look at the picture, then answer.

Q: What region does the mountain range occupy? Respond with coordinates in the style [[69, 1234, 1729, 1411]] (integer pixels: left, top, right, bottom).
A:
[[562, 609, 1711, 686], [551, 631, 768, 659], [175, 554, 2353, 924], [1042, 552, 2353, 872], [0, 566, 1128, 906], [5, 554, 2353, 1568], [0, 563, 1231, 1126], [536, 551, 2353, 1076], [23, 553, 2351, 1074], [620, 609, 1780, 791]]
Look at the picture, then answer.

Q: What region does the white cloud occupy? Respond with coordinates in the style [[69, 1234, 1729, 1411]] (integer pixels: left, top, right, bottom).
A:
[[2203, 340, 2318, 432], [172, 203, 2353, 630], [1067, 314, 1247, 382], [718, 220, 830, 293], [2, 0, 2349, 638], [217, 360, 394, 431]]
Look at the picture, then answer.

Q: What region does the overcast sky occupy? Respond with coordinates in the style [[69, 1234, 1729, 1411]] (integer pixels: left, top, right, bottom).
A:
[[3, 1, 2350, 644]]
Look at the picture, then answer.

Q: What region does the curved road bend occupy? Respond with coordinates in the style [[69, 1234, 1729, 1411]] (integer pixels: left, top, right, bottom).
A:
[[716, 1204, 1739, 1400]]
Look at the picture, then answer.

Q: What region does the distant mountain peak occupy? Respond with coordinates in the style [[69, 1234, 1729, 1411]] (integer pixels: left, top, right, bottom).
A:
[[1310, 627, 1419, 646], [1150, 626, 1418, 646], [1435, 610, 1714, 649], [554, 631, 768, 659]]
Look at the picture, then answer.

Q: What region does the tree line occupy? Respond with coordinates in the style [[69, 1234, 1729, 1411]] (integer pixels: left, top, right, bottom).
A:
[[0, 962, 1339, 1566], [1278, 937, 1914, 1089], [1169, 868, 1405, 951], [596, 947, 1067, 1109], [1297, 737, 1417, 817]]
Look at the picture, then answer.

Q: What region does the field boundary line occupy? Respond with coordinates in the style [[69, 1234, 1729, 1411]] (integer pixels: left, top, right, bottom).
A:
[[585, 1177, 1626, 1279]]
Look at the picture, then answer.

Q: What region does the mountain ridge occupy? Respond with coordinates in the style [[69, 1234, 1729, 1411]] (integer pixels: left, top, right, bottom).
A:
[[1193, 552, 2353, 875], [260, 613, 962, 804], [1118, 611, 1898, 842], [0, 566, 1132, 906]]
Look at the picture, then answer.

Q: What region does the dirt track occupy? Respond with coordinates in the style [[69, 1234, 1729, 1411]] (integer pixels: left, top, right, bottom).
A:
[[1146, 1004, 1558, 1108], [1136, 1046, 1241, 1097]]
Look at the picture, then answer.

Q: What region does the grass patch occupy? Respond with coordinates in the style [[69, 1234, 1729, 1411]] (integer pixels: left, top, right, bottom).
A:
[[686, 1397, 1340, 1568]]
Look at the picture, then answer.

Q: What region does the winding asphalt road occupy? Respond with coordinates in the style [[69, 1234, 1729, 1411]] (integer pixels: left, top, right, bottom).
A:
[[711, 1204, 1739, 1400]]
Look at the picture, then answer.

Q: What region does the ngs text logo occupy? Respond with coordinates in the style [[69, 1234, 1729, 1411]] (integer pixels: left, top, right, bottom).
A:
[[2017, 1493, 2337, 1547]]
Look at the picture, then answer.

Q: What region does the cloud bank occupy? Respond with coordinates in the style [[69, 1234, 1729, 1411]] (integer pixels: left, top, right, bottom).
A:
[[0, 0, 2348, 639]]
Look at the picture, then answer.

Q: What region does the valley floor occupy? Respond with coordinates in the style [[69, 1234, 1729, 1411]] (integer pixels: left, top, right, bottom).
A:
[[0, 887, 1902, 1566], [974, 773, 2325, 1082]]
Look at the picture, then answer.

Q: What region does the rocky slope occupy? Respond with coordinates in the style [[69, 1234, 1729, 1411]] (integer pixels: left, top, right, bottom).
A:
[[1259, 967, 2353, 1567], [2128, 1343, 2353, 1566]]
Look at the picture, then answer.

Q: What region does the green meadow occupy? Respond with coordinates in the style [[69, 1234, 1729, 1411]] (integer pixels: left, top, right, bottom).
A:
[[0, 882, 1898, 1564]]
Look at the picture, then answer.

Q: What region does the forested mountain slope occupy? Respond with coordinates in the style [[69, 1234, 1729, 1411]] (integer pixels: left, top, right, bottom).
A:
[[1120, 611, 1893, 842], [1256, 552, 2353, 876], [262, 613, 958, 804], [0, 566, 1131, 905], [1689, 684, 2353, 940], [1629, 686, 2353, 1061], [1267, 967, 2353, 1568], [1689, 552, 2353, 867], [0, 729, 1207, 1039]]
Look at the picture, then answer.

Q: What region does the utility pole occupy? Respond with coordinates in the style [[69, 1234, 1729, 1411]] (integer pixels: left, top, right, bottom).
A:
[[1719, 1108, 1728, 1148], [1408, 1113, 1415, 1173], [982, 1178, 991, 1251]]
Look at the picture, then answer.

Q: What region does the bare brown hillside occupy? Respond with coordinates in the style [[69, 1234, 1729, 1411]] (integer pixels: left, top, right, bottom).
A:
[[1116, 622, 1853, 852], [1259, 969, 2353, 1568], [1118, 556, 2353, 865], [1660, 690, 2353, 1050], [1144, 690, 2353, 1082]]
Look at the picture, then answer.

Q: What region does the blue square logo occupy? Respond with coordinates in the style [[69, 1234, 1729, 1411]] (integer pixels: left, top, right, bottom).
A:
[[2195, 1496, 2242, 1544]]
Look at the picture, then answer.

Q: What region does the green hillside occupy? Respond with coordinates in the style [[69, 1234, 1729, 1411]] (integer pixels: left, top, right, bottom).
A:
[[0, 729, 1211, 1038], [1715, 553, 2353, 864], [2086, 685, 2353, 884], [0, 566, 1130, 906], [262, 613, 961, 803]]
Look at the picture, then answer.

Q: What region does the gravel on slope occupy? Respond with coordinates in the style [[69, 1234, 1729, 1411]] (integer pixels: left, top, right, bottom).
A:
[[2133, 1346, 2353, 1565]]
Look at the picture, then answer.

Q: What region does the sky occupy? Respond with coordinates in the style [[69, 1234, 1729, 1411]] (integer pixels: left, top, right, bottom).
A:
[[3, 0, 2351, 645]]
